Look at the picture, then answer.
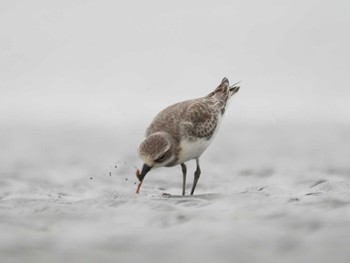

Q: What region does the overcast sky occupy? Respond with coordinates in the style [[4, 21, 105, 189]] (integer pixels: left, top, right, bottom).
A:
[[1, 0, 349, 125]]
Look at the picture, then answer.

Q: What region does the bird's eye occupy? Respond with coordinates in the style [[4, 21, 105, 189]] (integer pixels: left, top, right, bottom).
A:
[[155, 153, 166, 163]]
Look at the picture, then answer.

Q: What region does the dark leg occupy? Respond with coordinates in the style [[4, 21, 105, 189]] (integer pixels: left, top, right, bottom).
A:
[[190, 158, 201, 195], [181, 163, 187, 196]]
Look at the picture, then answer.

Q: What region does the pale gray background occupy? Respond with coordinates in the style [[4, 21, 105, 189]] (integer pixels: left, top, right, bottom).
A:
[[1, 0, 349, 125]]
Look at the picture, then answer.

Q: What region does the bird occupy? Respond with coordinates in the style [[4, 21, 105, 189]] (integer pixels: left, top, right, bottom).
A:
[[136, 77, 240, 195]]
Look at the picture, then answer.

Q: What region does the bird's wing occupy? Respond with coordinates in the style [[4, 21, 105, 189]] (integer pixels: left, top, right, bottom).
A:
[[181, 98, 222, 139]]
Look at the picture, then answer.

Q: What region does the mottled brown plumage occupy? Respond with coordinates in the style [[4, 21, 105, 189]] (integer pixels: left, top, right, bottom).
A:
[[137, 77, 240, 195]]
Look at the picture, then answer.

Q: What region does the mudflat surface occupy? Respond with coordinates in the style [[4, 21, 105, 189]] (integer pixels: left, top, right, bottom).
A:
[[1, 122, 350, 263]]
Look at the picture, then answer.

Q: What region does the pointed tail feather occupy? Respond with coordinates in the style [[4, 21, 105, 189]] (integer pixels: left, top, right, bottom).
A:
[[205, 77, 240, 115], [220, 77, 229, 86], [208, 78, 240, 100], [207, 77, 229, 97], [229, 81, 241, 95]]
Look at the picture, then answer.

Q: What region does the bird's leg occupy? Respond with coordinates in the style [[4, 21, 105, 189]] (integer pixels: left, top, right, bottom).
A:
[[190, 158, 201, 195], [181, 163, 187, 196]]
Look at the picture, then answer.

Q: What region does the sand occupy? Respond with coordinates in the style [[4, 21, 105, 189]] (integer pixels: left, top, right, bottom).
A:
[[1, 122, 349, 263]]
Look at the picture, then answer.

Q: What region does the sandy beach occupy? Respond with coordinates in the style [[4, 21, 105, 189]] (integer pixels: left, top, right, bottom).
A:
[[1, 122, 349, 263]]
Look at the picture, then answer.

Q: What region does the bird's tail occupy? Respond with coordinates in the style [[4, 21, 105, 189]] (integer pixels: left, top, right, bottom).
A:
[[229, 80, 240, 97], [207, 77, 240, 103]]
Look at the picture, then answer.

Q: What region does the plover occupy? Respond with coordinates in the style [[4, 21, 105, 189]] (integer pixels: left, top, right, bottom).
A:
[[136, 77, 240, 195]]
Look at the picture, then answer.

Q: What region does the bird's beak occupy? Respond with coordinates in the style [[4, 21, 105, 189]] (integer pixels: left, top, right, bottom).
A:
[[137, 164, 152, 182]]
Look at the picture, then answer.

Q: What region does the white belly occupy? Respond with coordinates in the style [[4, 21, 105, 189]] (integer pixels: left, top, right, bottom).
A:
[[176, 113, 223, 164], [176, 137, 212, 164]]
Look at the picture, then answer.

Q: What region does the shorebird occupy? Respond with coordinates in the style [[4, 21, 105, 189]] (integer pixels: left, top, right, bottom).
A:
[[136, 77, 240, 195]]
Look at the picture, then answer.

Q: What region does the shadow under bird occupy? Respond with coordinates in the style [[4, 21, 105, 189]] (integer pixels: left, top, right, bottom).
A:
[[136, 77, 240, 195]]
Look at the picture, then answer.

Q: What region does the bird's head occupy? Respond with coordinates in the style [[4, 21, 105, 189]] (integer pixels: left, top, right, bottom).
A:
[[137, 132, 175, 182]]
